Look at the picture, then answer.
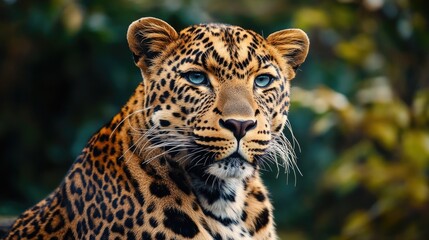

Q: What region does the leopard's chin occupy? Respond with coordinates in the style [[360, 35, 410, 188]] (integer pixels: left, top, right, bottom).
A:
[[206, 153, 256, 180]]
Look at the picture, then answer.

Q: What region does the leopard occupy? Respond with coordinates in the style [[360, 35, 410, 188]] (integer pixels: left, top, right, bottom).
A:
[[4, 17, 309, 239]]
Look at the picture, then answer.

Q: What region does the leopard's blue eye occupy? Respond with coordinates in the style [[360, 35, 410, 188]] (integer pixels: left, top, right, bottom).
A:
[[184, 72, 209, 85], [254, 74, 274, 88]]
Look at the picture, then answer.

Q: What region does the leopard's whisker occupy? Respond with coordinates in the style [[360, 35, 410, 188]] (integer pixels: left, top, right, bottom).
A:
[[109, 107, 152, 139]]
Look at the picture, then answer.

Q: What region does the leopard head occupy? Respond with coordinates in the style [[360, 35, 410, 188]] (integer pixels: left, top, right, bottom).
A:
[[127, 17, 309, 180]]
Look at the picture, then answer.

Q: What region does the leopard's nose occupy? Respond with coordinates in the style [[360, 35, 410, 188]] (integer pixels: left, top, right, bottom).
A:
[[219, 119, 257, 140]]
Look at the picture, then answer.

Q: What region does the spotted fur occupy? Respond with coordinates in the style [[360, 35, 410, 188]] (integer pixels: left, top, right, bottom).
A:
[[5, 17, 309, 239]]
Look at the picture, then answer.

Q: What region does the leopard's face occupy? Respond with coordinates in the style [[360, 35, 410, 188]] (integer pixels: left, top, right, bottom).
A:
[[127, 18, 309, 180]]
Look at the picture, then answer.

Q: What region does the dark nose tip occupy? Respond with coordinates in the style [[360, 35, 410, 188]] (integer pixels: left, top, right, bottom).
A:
[[219, 119, 257, 140]]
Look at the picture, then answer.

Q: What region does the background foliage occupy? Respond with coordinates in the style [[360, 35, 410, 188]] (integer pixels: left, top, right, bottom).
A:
[[1, 0, 428, 239]]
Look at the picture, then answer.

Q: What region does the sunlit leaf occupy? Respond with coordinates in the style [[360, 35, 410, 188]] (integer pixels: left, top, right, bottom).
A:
[[342, 211, 371, 238], [364, 155, 390, 190], [334, 34, 374, 64], [293, 8, 329, 29], [402, 130, 429, 169], [62, 1, 84, 34], [311, 113, 337, 135], [363, 120, 398, 149], [407, 177, 429, 205], [412, 90, 429, 126]]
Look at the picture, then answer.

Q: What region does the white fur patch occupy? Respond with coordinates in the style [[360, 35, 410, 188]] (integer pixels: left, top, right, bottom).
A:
[[206, 157, 255, 180]]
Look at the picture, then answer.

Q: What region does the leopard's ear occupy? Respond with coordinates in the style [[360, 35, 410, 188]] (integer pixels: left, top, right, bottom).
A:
[[127, 17, 178, 71], [267, 29, 309, 73]]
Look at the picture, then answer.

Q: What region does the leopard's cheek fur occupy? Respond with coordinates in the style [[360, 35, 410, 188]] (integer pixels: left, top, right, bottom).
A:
[[141, 74, 215, 154], [269, 77, 292, 134]]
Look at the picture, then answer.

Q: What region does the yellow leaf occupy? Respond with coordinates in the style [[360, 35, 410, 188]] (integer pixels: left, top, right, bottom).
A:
[[335, 35, 374, 64], [364, 121, 397, 150], [408, 177, 429, 205], [293, 8, 329, 29], [402, 130, 429, 168], [342, 211, 371, 238]]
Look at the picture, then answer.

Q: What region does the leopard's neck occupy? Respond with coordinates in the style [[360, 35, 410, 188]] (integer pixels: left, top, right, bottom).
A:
[[187, 164, 254, 223]]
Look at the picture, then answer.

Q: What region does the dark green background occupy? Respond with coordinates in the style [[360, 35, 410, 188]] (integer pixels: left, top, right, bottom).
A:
[[1, 0, 428, 239]]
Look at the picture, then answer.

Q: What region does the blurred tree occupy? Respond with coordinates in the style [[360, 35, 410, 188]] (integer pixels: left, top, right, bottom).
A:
[[0, 0, 428, 239]]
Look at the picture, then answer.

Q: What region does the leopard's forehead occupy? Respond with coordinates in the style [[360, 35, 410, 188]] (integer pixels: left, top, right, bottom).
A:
[[180, 23, 260, 38], [176, 24, 278, 81], [179, 23, 266, 50]]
